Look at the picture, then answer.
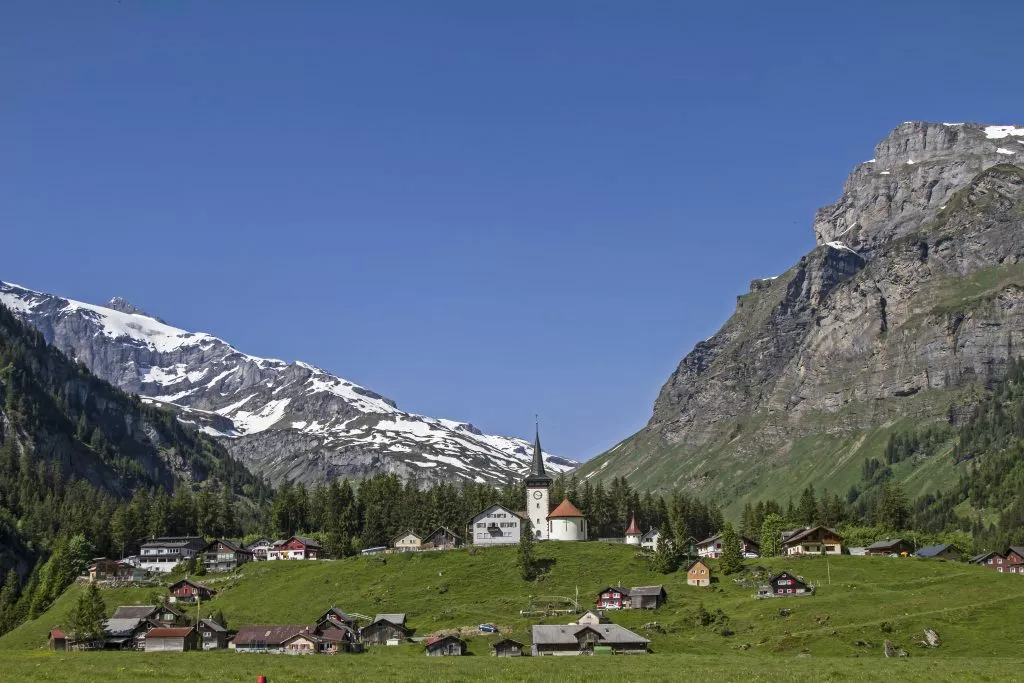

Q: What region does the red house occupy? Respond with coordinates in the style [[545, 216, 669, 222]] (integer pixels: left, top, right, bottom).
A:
[[1005, 547, 1024, 574], [969, 551, 1005, 571], [595, 586, 629, 610], [168, 578, 217, 603], [268, 536, 323, 561]]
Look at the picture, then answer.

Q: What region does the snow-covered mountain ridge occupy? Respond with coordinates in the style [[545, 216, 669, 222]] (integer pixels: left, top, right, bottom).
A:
[[0, 281, 577, 485]]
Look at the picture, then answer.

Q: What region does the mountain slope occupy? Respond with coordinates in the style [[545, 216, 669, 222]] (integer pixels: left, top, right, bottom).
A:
[[580, 122, 1024, 509], [0, 284, 576, 486]]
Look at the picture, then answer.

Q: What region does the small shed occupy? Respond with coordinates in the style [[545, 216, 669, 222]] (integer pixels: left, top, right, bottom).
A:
[[425, 635, 466, 656], [686, 560, 712, 587], [361, 614, 410, 645], [144, 627, 198, 652], [628, 585, 666, 609], [492, 638, 525, 657], [48, 629, 68, 651]]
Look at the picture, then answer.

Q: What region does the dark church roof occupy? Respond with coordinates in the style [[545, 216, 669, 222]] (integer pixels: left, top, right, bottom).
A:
[[524, 427, 552, 487]]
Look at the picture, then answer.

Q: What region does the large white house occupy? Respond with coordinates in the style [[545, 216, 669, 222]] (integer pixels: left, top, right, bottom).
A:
[[469, 504, 523, 546], [137, 536, 207, 574]]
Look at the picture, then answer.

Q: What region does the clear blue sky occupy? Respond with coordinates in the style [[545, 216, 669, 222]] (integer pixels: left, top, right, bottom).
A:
[[2, 2, 1021, 461]]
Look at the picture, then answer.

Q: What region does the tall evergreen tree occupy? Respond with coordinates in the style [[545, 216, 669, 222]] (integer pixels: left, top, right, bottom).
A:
[[719, 521, 743, 574], [759, 513, 784, 557], [517, 522, 537, 581]]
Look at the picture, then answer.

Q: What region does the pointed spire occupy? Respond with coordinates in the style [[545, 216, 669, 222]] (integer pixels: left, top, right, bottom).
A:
[[525, 417, 552, 486], [626, 513, 641, 536]]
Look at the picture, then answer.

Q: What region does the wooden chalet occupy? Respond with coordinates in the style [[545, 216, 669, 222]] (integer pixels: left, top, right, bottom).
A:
[[968, 551, 1006, 571], [360, 614, 410, 645], [111, 603, 182, 625], [102, 617, 153, 650], [865, 538, 913, 557], [144, 626, 198, 652], [267, 536, 323, 561], [595, 586, 630, 610], [48, 629, 67, 651], [422, 526, 463, 550], [169, 578, 217, 603], [232, 625, 318, 653], [492, 638, 525, 657], [1003, 547, 1024, 574], [197, 618, 228, 649], [686, 560, 712, 587], [757, 571, 812, 597], [781, 526, 843, 556], [316, 607, 358, 631], [697, 533, 760, 558], [914, 544, 962, 561], [280, 631, 319, 654], [424, 635, 466, 656], [392, 531, 423, 553], [531, 624, 649, 656], [203, 539, 254, 572], [87, 558, 134, 583]]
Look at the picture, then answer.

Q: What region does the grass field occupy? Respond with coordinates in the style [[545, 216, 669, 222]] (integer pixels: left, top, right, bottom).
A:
[[3, 542, 1024, 681]]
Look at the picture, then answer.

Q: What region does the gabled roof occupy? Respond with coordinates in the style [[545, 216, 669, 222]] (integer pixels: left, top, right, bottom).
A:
[[492, 638, 524, 648], [111, 605, 158, 620], [170, 578, 215, 592], [968, 551, 1004, 563], [686, 559, 711, 571], [205, 538, 250, 554], [232, 625, 314, 646], [318, 627, 353, 643], [371, 613, 407, 626], [469, 503, 523, 525], [641, 527, 659, 540], [103, 618, 146, 637], [547, 498, 585, 519], [530, 623, 649, 646], [424, 526, 462, 542], [866, 538, 908, 550], [319, 607, 355, 624], [392, 530, 422, 544], [1006, 546, 1024, 558], [425, 634, 464, 647], [628, 585, 666, 598], [767, 571, 806, 585], [781, 526, 842, 547], [625, 514, 641, 536], [146, 627, 194, 638], [49, 629, 66, 639], [698, 532, 760, 548], [915, 543, 960, 558], [197, 619, 227, 632]]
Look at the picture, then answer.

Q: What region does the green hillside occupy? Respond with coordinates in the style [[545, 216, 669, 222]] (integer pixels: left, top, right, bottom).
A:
[[3, 543, 1024, 680]]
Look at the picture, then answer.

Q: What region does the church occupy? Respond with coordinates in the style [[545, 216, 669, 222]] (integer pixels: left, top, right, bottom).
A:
[[524, 428, 588, 542]]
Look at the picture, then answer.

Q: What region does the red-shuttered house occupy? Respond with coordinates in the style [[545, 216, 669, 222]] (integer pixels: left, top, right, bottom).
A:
[[595, 586, 630, 610], [1005, 547, 1024, 574], [268, 536, 323, 561], [168, 578, 217, 603]]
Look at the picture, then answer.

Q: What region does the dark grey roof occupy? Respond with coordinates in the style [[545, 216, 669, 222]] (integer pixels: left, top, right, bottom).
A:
[[111, 605, 158, 620], [866, 538, 907, 550], [524, 427, 552, 486], [628, 585, 665, 597], [531, 624, 649, 646], [1007, 546, 1024, 558], [968, 551, 1003, 563], [915, 544, 959, 558], [293, 536, 322, 548], [781, 526, 842, 547], [198, 619, 227, 632], [372, 613, 406, 626], [103, 617, 144, 637]]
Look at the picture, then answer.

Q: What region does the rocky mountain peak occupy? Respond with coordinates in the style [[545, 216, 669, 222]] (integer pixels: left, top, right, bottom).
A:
[[105, 296, 147, 316], [814, 122, 1024, 254]]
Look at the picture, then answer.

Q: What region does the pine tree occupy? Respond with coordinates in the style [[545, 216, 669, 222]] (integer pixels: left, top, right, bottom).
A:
[[67, 583, 106, 645], [652, 533, 681, 574], [719, 521, 743, 574], [517, 524, 537, 581], [759, 513, 784, 557]]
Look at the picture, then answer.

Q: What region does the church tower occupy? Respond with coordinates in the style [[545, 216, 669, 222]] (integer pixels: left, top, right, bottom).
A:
[[524, 425, 552, 540]]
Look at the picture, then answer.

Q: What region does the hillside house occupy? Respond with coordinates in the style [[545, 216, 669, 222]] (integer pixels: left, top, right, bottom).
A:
[[102, 617, 153, 650], [268, 536, 322, 560], [492, 638, 524, 657], [280, 632, 319, 654], [915, 544, 962, 561], [686, 560, 712, 587], [1003, 547, 1024, 574], [865, 539, 913, 557], [144, 627, 198, 652], [87, 558, 134, 582], [757, 571, 812, 597], [531, 624, 649, 656], [576, 610, 609, 626], [360, 614, 410, 645], [781, 526, 843, 556], [469, 504, 523, 546], [169, 578, 216, 603], [232, 625, 317, 653], [203, 539, 253, 572], [422, 526, 463, 550], [138, 536, 207, 574], [628, 585, 667, 610], [316, 607, 358, 632], [595, 586, 630, 610], [697, 533, 760, 559], [425, 635, 466, 656], [48, 630, 67, 651], [197, 618, 228, 649], [111, 604, 182, 626], [625, 514, 642, 546], [641, 528, 661, 552], [392, 531, 423, 552], [245, 539, 273, 561], [968, 551, 1005, 571]]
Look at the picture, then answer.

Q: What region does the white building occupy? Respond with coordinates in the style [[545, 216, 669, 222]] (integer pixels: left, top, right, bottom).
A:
[[548, 499, 588, 541], [137, 536, 206, 574], [469, 504, 523, 546], [625, 515, 641, 546], [641, 528, 660, 552], [524, 429, 552, 540]]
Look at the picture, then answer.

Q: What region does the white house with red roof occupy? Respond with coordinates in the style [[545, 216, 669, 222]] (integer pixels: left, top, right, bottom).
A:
[[625, 514, 642, 546]]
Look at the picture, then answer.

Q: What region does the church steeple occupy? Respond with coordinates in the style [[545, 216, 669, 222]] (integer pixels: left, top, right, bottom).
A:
[[524, 420, 552, 487]]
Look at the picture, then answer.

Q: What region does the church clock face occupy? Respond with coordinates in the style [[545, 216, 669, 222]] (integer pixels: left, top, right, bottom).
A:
[[532, 490, 543, 500]]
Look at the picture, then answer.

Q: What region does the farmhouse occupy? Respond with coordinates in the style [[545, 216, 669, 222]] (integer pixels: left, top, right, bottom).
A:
[[111, 604, 182, 625], [469, 504, 523, 546], [422, 526, 463, 550], [865, 539, 913, 557], [203, 539, 253, 572], [316, 607, 358, 632], [392, 531, 423, 552], [492, 638, 525, 657], [87, 558, 134, 582], [641, 528, 661, 552], [360, 614, 410, 645], [969, 551, 1005, 571], [138, 536, 207, 574], [576, 610, 608, 625], [697, 533, 760, 559], [915, 544, 962, 561], [102, 617, 152, 650], [268, 536, 322, 560], [424, 635, 466, 656], [232, 625, 317, 653], [686, 560, 712, 587], [144, 627, 198, 652], [196, 618, 228, 650], [624, 514, 642, 546], [531, 624, 649, 655], [1003, 547, 1024, 574], [280, 632, 319, 654], [781, 526, 843, 556], [595, 586, 630, 610], [169, 578, 217, 603], [757, 571, 812, 597]]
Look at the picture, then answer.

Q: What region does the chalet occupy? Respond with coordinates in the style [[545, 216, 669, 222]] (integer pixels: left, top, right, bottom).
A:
[[316, 607, 358, 632], [628, 585, 667, 610], [595, 586, 630, 610], [781, 526, 843, 556], [87, 558, 134, 582], [317, 627, 357, 654], [469, 504, 523, 546], [246, 539, 273, 561], [624, 514, 642, 546], [102, 617, 152, 650], [48, 629, 67, 651], [203, 539, 253, 572], [757, 571, 812, 597], [425, 635, 466, 656], [280, 631, 319, 654], [392, 531, 423, 552], [641, 528, 661, 552], [268, 536, 322, 561], [576, 610, 609, 625], [422, 526, 463, 550], [138, 536, 207, 574], [1003, 547, 1024, 574], [145, 626, 198, 652], [531, 624, 649, 656], [169, 578, 217, 603], [232, 625, 318, 653], [197, 618, 228, 650], [111, 604, 182, 625], [361, 614, 410, 645], [865, 538, 914, 557], [915, 544, 962, 561], [686, 560, 712, 587], [697, 533, 760, 559], [492, 638, 525, 657], [968, 551, 1005, 571]]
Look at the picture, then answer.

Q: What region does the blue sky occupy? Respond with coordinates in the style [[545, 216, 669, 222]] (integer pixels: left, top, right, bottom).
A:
[[2, 2, 1021, 461]]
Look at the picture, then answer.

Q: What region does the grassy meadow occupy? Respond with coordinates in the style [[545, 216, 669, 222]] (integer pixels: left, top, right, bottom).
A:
[[2, 542, 1024, 680]]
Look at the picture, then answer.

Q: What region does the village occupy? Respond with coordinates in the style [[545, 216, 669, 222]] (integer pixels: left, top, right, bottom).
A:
[[44, 436, 1024, 658]]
